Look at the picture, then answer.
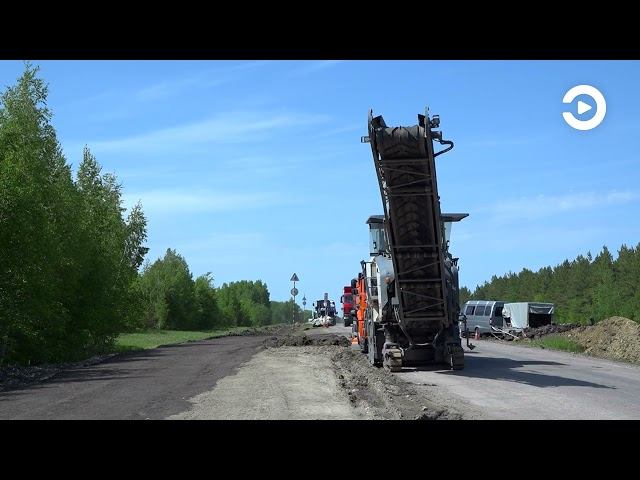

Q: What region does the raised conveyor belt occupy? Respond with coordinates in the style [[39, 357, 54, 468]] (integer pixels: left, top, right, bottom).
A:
[[367, 112, 449, 333]]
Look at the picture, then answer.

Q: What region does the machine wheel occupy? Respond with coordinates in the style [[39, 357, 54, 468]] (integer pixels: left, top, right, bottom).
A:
[[361, 338, 368, 354]]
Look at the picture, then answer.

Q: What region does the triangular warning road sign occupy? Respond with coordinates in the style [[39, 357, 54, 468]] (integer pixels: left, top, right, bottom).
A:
[[290, 273, 299, 282]]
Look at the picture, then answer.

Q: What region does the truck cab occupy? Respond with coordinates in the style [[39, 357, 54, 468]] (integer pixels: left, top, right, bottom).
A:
[[340, 286, 354, 327]]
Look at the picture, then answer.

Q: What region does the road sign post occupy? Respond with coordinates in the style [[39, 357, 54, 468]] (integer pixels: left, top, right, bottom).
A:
[[290, 273, 299, 324], [302, 295, 307, 321]]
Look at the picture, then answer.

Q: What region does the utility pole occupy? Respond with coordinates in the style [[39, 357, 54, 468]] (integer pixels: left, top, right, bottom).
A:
[[290, 273, 299, 324]]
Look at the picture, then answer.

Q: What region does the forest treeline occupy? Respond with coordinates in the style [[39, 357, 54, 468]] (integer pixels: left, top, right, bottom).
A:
[[136, 248, 308, 331], [460, 245, 640, 324], [0, 65, 300, 365]]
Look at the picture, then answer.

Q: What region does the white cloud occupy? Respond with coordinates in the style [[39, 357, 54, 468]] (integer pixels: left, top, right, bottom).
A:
[[464, 138, 533, 148], [313, 124, 363, 138], [293, 60, 344, 75], [136, 76, 228, 102], [65, 61, 271, 123], [72, 110, 330, 155], [123, 189, 282, 214], [178, 232, 266, 252], [488, 190, 640, 221], [166, 232, 270, 269], [135, 61, 269, 102]]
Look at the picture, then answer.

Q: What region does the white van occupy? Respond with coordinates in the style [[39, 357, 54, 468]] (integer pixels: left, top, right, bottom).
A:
[[460, 300, 505, 337]]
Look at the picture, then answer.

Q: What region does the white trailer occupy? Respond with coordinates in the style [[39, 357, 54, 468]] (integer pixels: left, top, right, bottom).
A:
[[499, 302, 555, 335]]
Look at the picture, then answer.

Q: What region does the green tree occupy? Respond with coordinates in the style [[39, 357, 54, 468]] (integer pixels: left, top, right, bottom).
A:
[[193, 273, 221, 329], [465, 243, 640, 326], [72, 147, 148, 349], [270, 299, 307, 324], [591, 246, 619, 321], [459, 286, 472, 307], [0, 64, 148, 363], [217, 280, 272, 327], [138, 249, 196, 330], [615, 244, 640, 320]]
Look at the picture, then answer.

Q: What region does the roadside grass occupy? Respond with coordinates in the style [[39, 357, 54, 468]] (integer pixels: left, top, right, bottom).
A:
[[528, 335, 584, 353], [114, 326, 260, 353]]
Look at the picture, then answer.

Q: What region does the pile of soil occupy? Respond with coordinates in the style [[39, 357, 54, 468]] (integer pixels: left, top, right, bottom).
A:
[[229, 324, 303, 337], [522, 323, 580, 339], [329, 348, 463, 420], [562, 316, 640, 364], [263, 334, 350, 348]]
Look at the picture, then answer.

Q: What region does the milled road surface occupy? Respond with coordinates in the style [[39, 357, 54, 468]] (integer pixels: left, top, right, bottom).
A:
[[169, 346, 370, 419], [170, 323, 367, 419], [0, 336, 266, 420], [398, 339, 640, 419]]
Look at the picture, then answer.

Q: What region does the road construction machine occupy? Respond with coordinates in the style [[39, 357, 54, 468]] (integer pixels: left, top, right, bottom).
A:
[[359, 109, 470, 371], [310, 294, 338, 327]]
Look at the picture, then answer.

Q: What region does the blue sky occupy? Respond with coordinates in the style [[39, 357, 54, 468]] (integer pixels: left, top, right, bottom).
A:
[[1, 60, 639, 303]]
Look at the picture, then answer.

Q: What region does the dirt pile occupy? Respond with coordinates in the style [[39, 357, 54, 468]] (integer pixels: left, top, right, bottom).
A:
[[562, 316, 640, 364], [329, 348, 463, 420], [522, 323, 580, 339], [228, 324, 303, 337], [263, 334, 350, 348]]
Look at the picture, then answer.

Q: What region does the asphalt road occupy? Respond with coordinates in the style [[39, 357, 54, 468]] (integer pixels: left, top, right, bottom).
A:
[[0, 325, 365, 420], [4, 324, 640, 419], [0, 336, 265, 419], [398, 339, 640, 419]]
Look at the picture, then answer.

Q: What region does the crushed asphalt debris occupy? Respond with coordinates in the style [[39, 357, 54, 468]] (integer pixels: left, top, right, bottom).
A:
[[0, 354, 117, 393], [522, 323, 580, 339], [263, 334, 350, 348], [329, 347, 463, 420]]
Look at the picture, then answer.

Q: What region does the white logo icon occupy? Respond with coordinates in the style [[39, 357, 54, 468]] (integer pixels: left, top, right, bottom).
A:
[[562, 85, 606, 131]]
